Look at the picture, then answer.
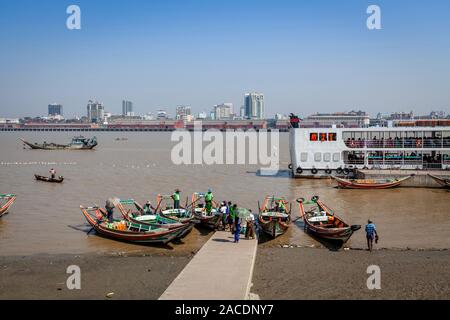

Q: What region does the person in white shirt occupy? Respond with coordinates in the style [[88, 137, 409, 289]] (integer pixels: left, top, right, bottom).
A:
[[219, 202, 228, 230], [245, 210, 255, 239]]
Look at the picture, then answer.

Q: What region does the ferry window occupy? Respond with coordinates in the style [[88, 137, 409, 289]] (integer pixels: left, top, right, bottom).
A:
[[328, 133, 337, 141], [300, 152, 308, 162], [310, 133, 318, 141], [323, 153, 331, 162], [342, 132, 351, 141], [333, 153, 340, 162], [444, 132, 450, 148], [314, 152, 322, 162], [319, 133, 327, 141]]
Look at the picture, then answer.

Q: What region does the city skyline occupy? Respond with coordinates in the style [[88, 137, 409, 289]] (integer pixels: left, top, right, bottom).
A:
[[0, 0, 449, 118]]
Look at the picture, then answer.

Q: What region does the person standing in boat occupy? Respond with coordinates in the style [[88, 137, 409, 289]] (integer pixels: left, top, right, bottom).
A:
[[105, 198, 115, 223], [365, 219, 379, 252], [277, 200, 286, 213], [205, 189, 214, 214], [49, 168, 56, 179], [172, 189, 181, 209], [143, 200, 155, 214]]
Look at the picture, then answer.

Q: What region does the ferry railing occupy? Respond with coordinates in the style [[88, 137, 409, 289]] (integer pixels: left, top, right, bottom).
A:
[[345, 138, 448, 149], [344, 159, 365, 165]]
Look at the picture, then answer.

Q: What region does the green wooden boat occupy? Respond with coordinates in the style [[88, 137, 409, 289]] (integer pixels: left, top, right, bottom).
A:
[[258, 196, 291, 238]]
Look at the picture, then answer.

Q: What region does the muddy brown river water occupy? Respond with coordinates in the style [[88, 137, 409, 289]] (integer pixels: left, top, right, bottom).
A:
[[0, 131, 449, 256]]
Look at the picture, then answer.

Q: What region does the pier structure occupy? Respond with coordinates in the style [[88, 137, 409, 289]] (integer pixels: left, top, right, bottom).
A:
[[159, 231, 258, 300]]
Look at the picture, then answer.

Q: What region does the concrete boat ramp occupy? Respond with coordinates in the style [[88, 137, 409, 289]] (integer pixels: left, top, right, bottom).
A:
[[159, 231, 258, 300]]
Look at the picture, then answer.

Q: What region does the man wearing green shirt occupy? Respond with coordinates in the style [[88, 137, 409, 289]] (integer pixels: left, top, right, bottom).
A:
[[172, 189, 181, 209], [205, 189, 214, 214]]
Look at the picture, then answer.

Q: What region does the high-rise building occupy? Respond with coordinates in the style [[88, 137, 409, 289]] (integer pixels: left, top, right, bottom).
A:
[[175, 105, 192, 120], [87, 100, 105, 123], [122, 100, 133, 116], [213, 103, 233, 120], [48, 104, 63, 116], [244, 92, 264, 119]]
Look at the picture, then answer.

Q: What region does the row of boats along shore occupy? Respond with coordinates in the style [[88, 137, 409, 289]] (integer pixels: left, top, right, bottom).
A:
[[0, 192, 364, 245], [2, 171, 449, 247]]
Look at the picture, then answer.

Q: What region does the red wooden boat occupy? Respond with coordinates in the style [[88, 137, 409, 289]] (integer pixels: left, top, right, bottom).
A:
[[80, 206, 189, 244], [428, 174, 450, 188], [331, 175, 413, 189], [0, 194, 16, 218], [297, 196, 360, 244]]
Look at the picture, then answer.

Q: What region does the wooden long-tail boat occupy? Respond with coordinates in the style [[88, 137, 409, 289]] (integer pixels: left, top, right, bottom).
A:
[[20, 136, 97, 150], [116, 199, 189, 230], [155, 194, 195, 224], [34, 174, 64, 183], [0, 194, 17, 218], [331, 175, 413, 189], [191, 192, 221, 229], [258, 196, 291, 238], [428, 174, 450, 188], [80, 206, 188, 244], [296, 196, 360, 244]]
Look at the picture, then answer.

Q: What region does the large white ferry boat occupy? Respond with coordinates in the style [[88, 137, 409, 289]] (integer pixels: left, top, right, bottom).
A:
[[289, 127, 450, 177]]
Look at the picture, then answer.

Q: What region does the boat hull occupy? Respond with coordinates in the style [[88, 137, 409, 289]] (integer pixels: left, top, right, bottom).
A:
[[35, 174, 64, 183], [258, 218, 289, 238], [332, 176, 412, 189], [0, 195, 16, 217], [428, 174, 450, 188], [80, 206, 187, 244], [21, 138, 97, 150], [298, 198, 360, 244]]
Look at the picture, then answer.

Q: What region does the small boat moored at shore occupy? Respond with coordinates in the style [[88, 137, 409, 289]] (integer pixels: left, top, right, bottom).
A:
[[331, 175, 413, 189], [34, 174, 64, 183], [155, 194, 195, 224], [80, 205, 189, 244], [428, 174, 450, 188], [116, 199, 188, 231], [258, 196, 291, 238], [191, 192, 221, 229], [20, 136, 97, 150], [296, 196, 360, 244], [0, 194, 17, 217]]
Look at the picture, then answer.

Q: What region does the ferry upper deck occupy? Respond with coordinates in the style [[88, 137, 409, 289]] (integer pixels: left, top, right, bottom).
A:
[[289, 127, 450, 177]]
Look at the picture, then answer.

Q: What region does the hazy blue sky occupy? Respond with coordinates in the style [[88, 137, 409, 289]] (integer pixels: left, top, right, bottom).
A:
[[0, 0, 449, 118]]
